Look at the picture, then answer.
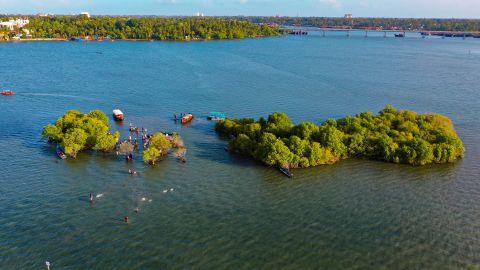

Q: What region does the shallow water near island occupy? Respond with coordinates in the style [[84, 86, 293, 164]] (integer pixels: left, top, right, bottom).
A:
[[1, 32, 480, 269]]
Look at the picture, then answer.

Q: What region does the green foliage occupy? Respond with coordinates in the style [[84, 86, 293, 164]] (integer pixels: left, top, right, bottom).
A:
[[215, 105, 464, 168], [142, 132, 186, 164], [61, 128, 87, 157], [241, 16, 480, 32], [94, 131, 119, 152], [42, 110, 116, 157], [149, 133, 172, 155], [26, 16, 281, 41], [142, 147, 161, 165]]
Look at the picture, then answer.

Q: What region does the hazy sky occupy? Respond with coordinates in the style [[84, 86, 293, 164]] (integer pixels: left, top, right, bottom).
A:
[[1, 0, 479, 18]]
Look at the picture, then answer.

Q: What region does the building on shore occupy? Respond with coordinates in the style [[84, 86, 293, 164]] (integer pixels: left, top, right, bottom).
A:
[[80, 12, 91, 18], [0, 18, 29, 30], [192, 12, 204, 17], [344, 14, 353, 19]]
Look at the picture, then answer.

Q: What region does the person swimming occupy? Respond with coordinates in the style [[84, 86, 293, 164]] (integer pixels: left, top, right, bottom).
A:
[[89, 193, 94, 203]]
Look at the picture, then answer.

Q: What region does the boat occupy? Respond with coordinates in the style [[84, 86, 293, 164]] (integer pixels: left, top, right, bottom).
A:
[[69, 37, 81, 41], [279, 167, 293, 178], [112, 109, 124, 121], [207, 112, 226, 121], [394, 33, 405, 38], [181, 114, 194, 124], [1, 90, 14, 96], [56, 145, 67, 159]]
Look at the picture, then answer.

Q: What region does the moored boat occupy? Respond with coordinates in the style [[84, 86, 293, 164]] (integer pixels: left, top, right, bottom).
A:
[[56, 145, 67, 159], [279, 167, 293, 178], [394, 33, 405, 38], [181, 114, 194, 124], [1, 90, 14, 96], [207, 112, 226, 121], [113, 109, 124, 121]]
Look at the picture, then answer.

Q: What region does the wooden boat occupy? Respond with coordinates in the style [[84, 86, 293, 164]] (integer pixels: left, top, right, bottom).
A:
[[208, 112, 226, 121], [112, 109, 124, 121], [56, 145, 67, 159], [279, 167, 293, 178], [181, 114, 194, 124], [1, 90, 14, 96]]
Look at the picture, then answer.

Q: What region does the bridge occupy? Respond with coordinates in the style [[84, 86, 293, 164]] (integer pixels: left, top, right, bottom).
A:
[[287, 26, 480, 38]]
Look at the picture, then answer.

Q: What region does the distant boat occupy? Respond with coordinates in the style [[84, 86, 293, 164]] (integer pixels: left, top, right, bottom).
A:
[[56, 145, 67, 159], [279, 167, 293, 178], [181, 114, 194, 124], [394, 33, 405, 38], [1, 90, 14, 96], [112, 109, 124, 121], [207, 112, 226, 121], [69, 37, 81, 41]]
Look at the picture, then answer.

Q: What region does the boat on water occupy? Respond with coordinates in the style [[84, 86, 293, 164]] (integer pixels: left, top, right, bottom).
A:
[[1, 90, 14, 96], [181, 114, 194, 124], [113, 109, 124, 121], [394, 33, 405, 38], [207, 112, 226, 121], [279, 167, 293, 178], [56, 145, 67, 159]]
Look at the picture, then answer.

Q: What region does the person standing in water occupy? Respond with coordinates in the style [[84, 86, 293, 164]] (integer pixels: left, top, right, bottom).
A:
[[89, 193, 94, 203]]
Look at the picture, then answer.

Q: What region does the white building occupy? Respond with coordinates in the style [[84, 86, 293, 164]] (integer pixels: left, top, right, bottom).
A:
[[344, 14, 353, 19], [80, 12, 91, 18], [0, 18, 29, 31], [192, 12, 204, 17]]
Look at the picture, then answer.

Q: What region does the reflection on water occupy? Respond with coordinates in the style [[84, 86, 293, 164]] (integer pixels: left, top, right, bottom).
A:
[[0, 34, 479, 269]]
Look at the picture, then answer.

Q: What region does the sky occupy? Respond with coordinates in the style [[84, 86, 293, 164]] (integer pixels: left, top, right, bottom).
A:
[[0, 0, 479, 18]]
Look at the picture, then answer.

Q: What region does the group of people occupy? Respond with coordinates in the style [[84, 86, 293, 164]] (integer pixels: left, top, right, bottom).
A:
[[173, 113, 190, 121], [128, 123, 148, 134]]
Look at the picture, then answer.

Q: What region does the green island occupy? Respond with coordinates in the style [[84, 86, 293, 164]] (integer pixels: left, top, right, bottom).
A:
[[22, 16, 280, 41], [216, 105, 464, 168], [42, 109, 185, 164]]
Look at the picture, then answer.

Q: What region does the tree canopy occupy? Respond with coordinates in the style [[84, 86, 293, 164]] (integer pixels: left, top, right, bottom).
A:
[[42, 110, 119, 157], [216, 105, 464, 168], [238, 16, 480, 32], [25, 16, 281, 40], [142, 132, 185, 164]]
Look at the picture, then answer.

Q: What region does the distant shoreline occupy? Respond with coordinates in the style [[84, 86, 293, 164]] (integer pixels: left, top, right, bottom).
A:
[[0, 36, 276, 43]]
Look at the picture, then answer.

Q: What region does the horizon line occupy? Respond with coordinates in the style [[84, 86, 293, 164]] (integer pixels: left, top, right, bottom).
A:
[[1, 14, 480, 20]]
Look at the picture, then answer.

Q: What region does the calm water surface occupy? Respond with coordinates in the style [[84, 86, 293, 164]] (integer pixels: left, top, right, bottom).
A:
[[1, 32, 480, 269]]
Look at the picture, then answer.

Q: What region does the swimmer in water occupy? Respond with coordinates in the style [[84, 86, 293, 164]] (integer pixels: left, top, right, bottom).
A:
[[124, 216, 129, 223], [89, 193, 94, 203]]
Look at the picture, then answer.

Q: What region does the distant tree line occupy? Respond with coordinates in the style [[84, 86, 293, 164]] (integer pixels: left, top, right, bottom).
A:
[[231, 16, 480, 32], [216, 105, 465, 169], [24, 16, 281, 40]]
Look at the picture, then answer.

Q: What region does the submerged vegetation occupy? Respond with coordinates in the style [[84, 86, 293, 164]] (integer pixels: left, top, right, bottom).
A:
[[42, 110, 119, 157], [27, 16, 281, 40], [216, 105, 464, 168]]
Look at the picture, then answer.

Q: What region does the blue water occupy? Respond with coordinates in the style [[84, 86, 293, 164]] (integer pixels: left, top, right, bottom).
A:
[[1, 33, 480, 269]]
